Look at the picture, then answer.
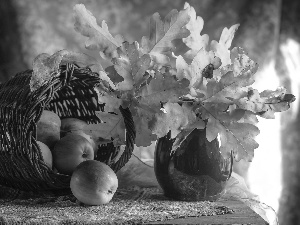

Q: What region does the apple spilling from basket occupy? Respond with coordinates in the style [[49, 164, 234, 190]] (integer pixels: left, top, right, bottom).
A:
[[36, 110, 118, 205]]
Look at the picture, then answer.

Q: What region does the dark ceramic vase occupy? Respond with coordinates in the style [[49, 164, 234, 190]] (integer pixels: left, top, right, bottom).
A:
[[154, 128, 233, 201]]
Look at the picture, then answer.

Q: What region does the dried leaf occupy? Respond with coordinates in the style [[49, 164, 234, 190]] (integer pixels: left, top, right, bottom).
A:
[[196, 102, 259, 161], [60, 50, 103, 72], [182, 2, 209, 58], [210, 24, 240, 66], [105, 66, 124, 86], [175, 49, 221, 96], [98, 70, 117, 90], [230, 47, 258, 76], [96, 93, 122, 114], [236, 87, 296, 119], [138, 74, 190, 108], [30, 50, 100, 91], [141, 7, 190, 64], [219, 122, 259, 161], [170, 128, 195, 155], [112, 41, 152, 91], [68, 3, 295, 163], [73, 4, 123, 57], [132, 107, 157, 147], [203, 71, 255, 104], [84, 110, 126, 146], [149, 102, 204, 139]]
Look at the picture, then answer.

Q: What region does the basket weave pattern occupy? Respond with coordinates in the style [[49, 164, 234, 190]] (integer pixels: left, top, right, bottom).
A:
[[0, 64, 135, 196]]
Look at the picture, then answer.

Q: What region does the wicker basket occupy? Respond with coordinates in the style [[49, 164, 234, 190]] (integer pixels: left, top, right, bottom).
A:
[[0, 63, 136, 198]]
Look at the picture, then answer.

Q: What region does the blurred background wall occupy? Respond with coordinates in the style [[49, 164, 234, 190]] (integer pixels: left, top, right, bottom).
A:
[[1, 0, 300, 224]]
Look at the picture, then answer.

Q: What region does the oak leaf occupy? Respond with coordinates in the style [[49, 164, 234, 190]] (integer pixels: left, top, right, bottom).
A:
[[150, 102, 205, 139], [210, 24, 240, 66], [141, 7, 190, 64], [138, 74, 190, 108], [182, 2, 209, 59], [112, 41, 151, 91], [73, 4, 123, 57], [236, 87, 296, 119], [84, 110, 126, 146], [176, 49, 221, 96]]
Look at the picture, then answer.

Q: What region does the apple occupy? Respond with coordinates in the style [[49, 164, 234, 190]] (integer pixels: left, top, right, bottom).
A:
[[37, 141, 53, 169], [70, 160, 118, 205], [37, 110, 61, 149], [61, 118, 98, 156], [52, 133, 94, 175], [61, 118, 88, 137]]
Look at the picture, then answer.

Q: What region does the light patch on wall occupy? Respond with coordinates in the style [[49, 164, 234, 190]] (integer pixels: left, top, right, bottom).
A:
[[247, 38, 300, 215], [247, 60, 281, 212], [280, 38, 300, 119]]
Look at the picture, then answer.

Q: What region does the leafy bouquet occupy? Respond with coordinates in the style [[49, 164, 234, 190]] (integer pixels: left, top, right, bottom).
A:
[[30, 2, 295, 163]]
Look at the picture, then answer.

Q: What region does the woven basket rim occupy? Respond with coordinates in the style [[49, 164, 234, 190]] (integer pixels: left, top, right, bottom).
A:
[[0, 63, 136, 195]]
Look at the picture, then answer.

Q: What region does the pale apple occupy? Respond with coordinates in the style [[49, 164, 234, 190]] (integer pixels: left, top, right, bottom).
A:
[[70, 160, 118, 205], [52, 133, 94, 175], [61, 118, 98, 156], [37, 110, 61, 149], [37, 141, 53, 169], [61, 118, 88, 137]]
